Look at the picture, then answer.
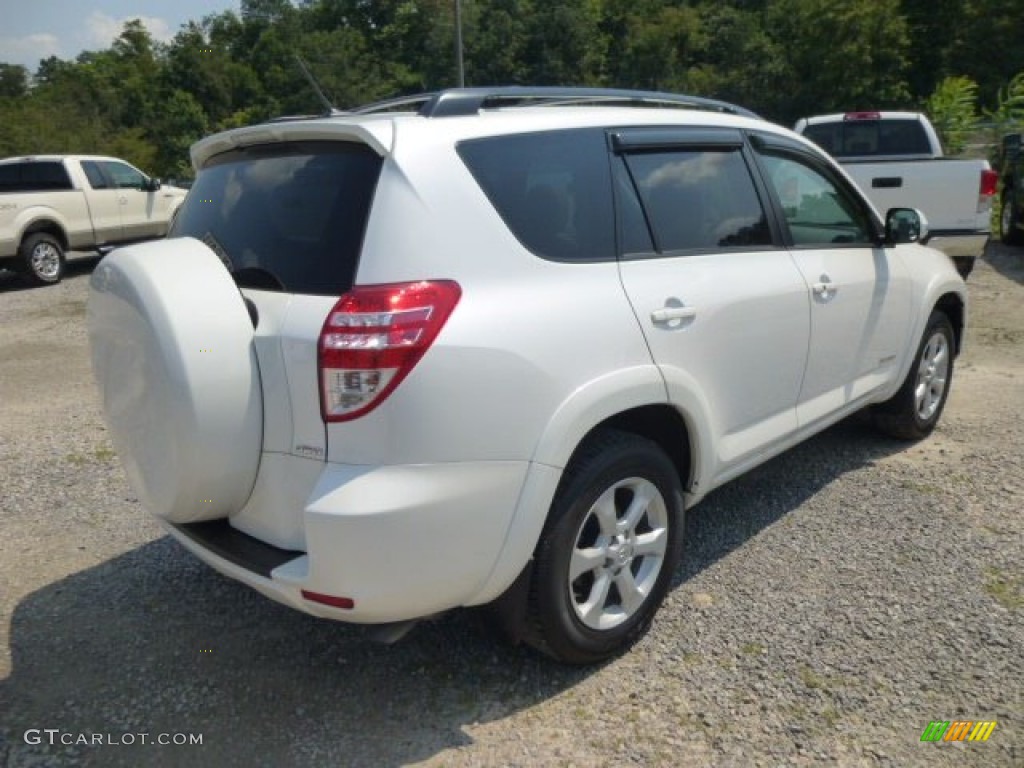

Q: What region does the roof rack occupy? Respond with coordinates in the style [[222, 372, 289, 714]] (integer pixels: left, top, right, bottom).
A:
[[352, 87, 759, 119]]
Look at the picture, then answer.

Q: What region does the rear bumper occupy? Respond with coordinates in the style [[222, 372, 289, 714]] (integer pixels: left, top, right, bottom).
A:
[[927, 230, 989, 259], [162, 459, 530, 623]]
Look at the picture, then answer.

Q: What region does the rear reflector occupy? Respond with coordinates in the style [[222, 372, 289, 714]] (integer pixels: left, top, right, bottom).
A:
[[318, 280, 461, 422], [980, 168, 999, 197], [979, 168, 999, 212], [301, 590, 355, 610]]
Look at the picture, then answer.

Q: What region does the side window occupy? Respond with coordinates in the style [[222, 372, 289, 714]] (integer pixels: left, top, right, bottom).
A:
[[81, 161, 110, 190], [30, 162, 72, 190], [612, 158, 654, 255], [622, 148, 771, 254], [0, 164, 23, 190], [0, 162, 71, 191], [457, 129, 614, 262], [757, 151, 875, 246], [103, 161, 146, 190]]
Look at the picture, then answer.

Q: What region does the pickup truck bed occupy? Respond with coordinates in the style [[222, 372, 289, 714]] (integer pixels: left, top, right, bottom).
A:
[[795, 112, 997, 278]]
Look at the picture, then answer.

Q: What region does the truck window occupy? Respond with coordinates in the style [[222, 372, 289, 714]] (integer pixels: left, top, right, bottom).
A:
[[102, 161, 146, 189], [803, 120, 933, 158], [81, 161, 111, 190], [0, 161, 73, 191]]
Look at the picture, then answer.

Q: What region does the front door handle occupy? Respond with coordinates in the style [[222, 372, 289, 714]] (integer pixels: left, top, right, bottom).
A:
[[812, 274, 837, 301]]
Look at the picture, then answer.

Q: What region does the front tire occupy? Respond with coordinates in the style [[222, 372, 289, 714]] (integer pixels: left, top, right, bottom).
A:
[[873, 311, 955, 440], [19, 232, 66, 285], [524, 429, 685, 665]]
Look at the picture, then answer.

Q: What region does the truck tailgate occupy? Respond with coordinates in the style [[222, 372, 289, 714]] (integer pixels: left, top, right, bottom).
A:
[[841, 159, 988, 232]]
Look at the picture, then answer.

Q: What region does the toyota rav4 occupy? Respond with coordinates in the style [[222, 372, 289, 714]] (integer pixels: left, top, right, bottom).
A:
[[88, 87, 965, 664]]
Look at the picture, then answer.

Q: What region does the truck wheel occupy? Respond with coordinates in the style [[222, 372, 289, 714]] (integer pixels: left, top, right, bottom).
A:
[[873, 311, 955, 440], [1001, 193, 1023, 245], [523, 429, 685, 664], [20, 232, 66, 285]]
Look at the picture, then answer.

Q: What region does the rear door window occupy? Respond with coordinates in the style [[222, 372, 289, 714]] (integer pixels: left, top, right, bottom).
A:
[[81, 161, 111, 189], [457, 128, 615, 262], [0, 161, 72, 191], [169, 141, 382, 295], [618, 141, 772, 255]]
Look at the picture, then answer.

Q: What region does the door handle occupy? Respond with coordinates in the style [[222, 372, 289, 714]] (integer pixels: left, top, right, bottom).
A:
[[872, 176, 903, 189], [812, 274, 837, 300], [651, 305, 697, 324]]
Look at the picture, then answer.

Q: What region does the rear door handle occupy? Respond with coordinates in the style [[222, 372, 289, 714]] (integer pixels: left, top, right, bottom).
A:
[[651, 305, 697, 325]]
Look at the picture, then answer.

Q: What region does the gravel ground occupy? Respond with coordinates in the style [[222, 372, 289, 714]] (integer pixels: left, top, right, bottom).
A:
[[1, 245, 1022, 767]]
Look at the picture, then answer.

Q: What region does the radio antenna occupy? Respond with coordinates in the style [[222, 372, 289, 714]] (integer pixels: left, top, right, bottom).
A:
[[293, 54, 339, 115]]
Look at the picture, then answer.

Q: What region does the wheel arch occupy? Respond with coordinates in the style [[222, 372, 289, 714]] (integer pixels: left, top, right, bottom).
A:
[[934, 291, 965, 357], [21, 218, 69, 252], [470, 388, 701, 614]]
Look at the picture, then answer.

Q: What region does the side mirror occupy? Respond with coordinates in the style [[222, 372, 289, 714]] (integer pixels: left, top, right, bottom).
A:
[[145, 177, 162, 192], [885, 207, 930, 245]]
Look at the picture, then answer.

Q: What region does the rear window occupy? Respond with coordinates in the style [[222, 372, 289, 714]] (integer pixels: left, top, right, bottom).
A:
[[169, 141, 382, 295], [457, 129, 615, 262], [802, 119, 933, 157], [0, 161, 73, 192]]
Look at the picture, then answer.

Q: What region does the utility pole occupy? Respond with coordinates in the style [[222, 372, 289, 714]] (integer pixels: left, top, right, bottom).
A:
[[455, 0, 465, 87]]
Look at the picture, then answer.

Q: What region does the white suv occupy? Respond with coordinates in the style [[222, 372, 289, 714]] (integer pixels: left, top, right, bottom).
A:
[[88, 87, 965, 664]]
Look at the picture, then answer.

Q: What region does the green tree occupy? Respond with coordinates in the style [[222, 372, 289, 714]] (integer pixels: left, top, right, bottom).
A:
[[985, 71, 1024, 146], [924, 76, 978, 154], [604, 0, 702, 91], [687, 3, 786, 114], [948, 0, 1024, 111], [0, 63, 29, 98], [765, 0, 911, 123], [900, 0, 967, 100]]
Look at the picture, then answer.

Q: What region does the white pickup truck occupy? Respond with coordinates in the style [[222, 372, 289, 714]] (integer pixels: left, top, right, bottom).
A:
[[794, 111, 998, 278], [0, 155, 187, 285]]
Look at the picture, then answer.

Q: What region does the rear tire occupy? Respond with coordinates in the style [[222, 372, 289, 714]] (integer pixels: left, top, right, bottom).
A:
[[523, 429, 685, 665], [873, 311, 955, 440], [1002, 192, 1023, 245], [19, 232, 66, 285]]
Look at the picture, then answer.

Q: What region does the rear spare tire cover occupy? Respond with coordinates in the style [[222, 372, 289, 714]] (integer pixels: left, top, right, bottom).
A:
[[88, 237, 263, 524]]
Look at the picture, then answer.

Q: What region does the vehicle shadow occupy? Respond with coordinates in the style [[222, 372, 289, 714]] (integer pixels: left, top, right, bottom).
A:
[[0, 417, 907, 767], [983, 239, 1024, 285], [0, 253, 102, 293]]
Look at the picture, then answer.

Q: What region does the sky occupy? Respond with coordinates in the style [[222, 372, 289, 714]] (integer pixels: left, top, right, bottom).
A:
[[0, 0, 241, 73]]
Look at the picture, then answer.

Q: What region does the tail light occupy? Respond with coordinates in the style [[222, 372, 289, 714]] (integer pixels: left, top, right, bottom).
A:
[[978, 168, 998, 212], [318, 280, 461, 422]]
